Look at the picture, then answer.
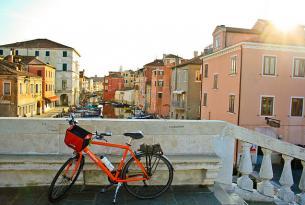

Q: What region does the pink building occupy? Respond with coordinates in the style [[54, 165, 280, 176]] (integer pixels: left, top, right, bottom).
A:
[[201, 19, 305, 145]]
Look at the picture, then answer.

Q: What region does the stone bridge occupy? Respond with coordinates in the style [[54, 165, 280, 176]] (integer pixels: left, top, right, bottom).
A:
[[0, 118, 304, 204]]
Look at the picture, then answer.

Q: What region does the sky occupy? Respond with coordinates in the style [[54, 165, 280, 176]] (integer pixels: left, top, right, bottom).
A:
[[0, 0, 304, 76]]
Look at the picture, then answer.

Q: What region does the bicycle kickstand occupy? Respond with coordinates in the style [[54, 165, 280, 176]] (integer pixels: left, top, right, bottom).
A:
[[112, 182, 122, 204]]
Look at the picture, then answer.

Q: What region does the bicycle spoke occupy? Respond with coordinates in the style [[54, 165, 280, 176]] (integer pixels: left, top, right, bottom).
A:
[[122, 154, 173, 199]]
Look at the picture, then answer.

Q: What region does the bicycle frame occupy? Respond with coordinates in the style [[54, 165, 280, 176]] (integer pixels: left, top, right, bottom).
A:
[[77, 140, 149, 183]]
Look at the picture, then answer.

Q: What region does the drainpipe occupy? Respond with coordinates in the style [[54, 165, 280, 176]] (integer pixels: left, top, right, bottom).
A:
[[235, 44, 243, 168], [199, 59, 203, 119]]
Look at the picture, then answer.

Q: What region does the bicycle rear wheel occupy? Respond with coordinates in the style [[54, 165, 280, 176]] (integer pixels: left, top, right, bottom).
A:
[[121, 153, 173, 199], [48, 155, 84, 202]]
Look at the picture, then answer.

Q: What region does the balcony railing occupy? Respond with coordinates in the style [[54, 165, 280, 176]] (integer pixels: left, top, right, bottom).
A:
[[172, 100, 185, 109]]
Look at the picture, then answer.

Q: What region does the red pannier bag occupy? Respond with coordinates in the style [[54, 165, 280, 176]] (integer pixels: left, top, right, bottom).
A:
[[64, 125, 92, 152]]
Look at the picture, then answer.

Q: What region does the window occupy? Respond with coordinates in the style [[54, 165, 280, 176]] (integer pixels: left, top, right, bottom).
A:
[[46, 84, 48, 91], [203, 93, 207, 106], [214, 34, 221, 49], [230, 56, 237, 74], [63, 64, 67, 71], [195, 70, 201, 81], [229, 95, 235, 113], [46, 51, 50, 56], [263, 56, 276, 75], [159, 71, 164, 75], [36, 84, 39, 93], [25, 83, 29, 94], [62, 80, 67, 90], [3, 82, 10, 95], [154, 81, 157, 86], [261, 96, 274, 116], [158, 93, 163, 98], [158, 80, 164, 87], [204, 64, 208, 78], [291, 98, 303, 117], [63, 51, 67, 57], [153, 71, 157, 76], [30, 84, 34, 94], [213, 74, 219, 89], [37, 70, 42, 76], [35, 51, 39, 56], [19, 83, 22, 94], [15, 50, 19, 55], [293, 58, 305, 77], [0, 50, 3, 55]]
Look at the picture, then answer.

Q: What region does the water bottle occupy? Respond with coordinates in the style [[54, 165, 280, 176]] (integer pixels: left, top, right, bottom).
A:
[[100, 156, 114, 171]]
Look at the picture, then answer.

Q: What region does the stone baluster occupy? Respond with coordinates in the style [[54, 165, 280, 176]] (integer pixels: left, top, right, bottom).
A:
[[257, 148, 274, 197], [237, 142, 253, 191], [277, 155, 295, 202], [296, 161, 305, 205]]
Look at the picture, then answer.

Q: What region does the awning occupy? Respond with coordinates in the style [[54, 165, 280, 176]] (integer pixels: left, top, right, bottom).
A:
[[44, 96, 59, 102], [173, 90, 185, 94]]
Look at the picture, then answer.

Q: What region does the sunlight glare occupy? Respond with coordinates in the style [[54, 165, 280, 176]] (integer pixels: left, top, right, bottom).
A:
[[272, 19, 297, 32]]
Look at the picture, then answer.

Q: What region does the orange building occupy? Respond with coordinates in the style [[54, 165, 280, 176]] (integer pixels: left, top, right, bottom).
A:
[[201, 19, 305, 145], [0, 56, 42, 117], [25, 57, 57, 112], [150, 54, 183, 117]]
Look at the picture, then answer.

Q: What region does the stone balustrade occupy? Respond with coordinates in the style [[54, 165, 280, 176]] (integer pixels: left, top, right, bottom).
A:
[[235, 139, 305, 204]]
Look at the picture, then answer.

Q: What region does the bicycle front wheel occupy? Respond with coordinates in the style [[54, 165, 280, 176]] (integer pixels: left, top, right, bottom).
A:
[[48, 155, 84, 202], [121, 153, 174, 199]]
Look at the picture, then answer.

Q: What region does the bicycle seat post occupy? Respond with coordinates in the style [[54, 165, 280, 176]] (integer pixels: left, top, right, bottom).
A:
[[127, 138, 133, 146]]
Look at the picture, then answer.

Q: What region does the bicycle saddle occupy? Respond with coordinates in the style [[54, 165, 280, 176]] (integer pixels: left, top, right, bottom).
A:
[[123, 131, 144, 139]]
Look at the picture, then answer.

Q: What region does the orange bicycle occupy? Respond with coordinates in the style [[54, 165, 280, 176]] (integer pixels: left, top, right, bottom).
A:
[[48, 114, 174, 204]]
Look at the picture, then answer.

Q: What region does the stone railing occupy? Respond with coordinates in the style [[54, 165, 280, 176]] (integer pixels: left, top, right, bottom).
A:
[[228, 124, 305, 204], [0, 118, 304, 204], [0, 118, 226, 187]]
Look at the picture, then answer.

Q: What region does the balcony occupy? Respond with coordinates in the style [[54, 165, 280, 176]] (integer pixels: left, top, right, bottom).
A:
[[172, 100, 185, 109], [0, 118, 305, 204]]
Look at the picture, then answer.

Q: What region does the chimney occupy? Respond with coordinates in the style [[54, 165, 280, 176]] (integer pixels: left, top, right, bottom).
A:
[[7, 49, 14, 63], [194, 51, 198, 58]]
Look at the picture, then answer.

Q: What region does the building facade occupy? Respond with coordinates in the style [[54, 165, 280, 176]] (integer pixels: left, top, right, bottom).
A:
[[150, 54, 183, 117], [0, 58, 42, 117], [201, 19, 305, 145], [0, 39, 81, 106], [103, 72, 124, 101], [121, 70, 135, 89], [171, 57, 202, 119], [12, 56, 59, 113], [142, 60, 164, 113]]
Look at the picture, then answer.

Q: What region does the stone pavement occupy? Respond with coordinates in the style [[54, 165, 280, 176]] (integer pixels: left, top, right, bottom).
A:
[[0, 185, 222, 205]]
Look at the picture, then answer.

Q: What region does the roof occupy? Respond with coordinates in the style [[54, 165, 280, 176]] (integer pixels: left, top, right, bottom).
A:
[[3, 55, 56, 69], [172, 57, 202, 69], [164, 54, 182, 59], [91, 76, 104, 82], [144, 59, 164, 67], [0, 60, 39, 77], [0, 39, 81, 56], [213, 25, 260, 35]]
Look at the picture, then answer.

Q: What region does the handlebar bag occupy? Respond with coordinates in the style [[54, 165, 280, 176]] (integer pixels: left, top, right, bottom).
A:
[[65, 125, 92, 152]]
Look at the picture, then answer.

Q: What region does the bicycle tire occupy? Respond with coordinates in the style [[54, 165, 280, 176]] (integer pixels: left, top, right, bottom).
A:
[[48, 155, 84, 203], [121, 153, 173, 199]]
